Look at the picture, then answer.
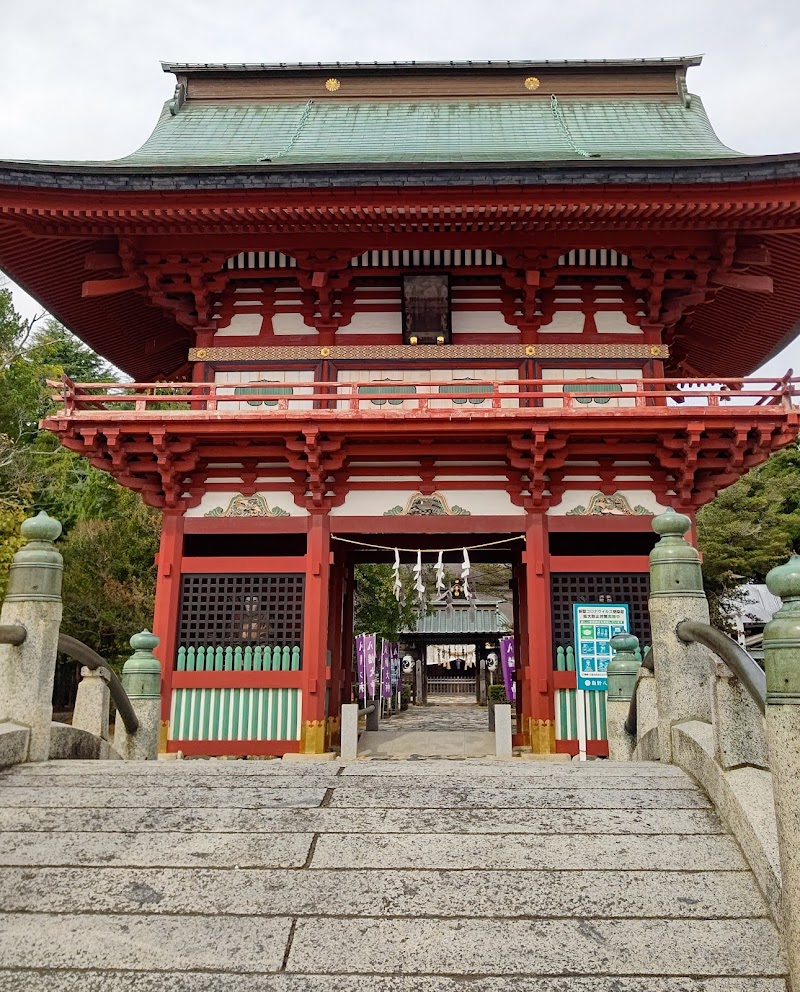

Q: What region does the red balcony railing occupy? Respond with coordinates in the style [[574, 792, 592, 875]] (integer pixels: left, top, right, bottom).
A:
[[49, 373, 797, 418]]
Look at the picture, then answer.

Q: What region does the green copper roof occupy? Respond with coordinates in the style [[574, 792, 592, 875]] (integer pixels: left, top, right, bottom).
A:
[[409, 605, 509, 637], [111, 95, 739, 168]]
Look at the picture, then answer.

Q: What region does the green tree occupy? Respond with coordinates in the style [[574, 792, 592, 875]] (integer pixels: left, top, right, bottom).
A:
[[698, 441, 800, 627], [0, 288, 160, 663], [59, 490, 160, 670], [354, 564, 420, 642]]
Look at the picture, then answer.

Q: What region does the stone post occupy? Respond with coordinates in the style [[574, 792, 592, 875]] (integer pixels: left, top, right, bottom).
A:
[[0, 511, 63, 762], [72, 666, 111, 742], [606, 632, 639, 761], [763, 554, 800, 988], [340, 703, 358, 760], [113, 631, 161, 760], [711, 657, 768, 771], [648, 508, 712, 762], [494, 703, 513, 758]]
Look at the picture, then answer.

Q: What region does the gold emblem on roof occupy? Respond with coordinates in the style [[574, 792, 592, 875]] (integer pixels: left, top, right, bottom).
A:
[[524, 76, 541, 91], [325, 78, 341, 92]]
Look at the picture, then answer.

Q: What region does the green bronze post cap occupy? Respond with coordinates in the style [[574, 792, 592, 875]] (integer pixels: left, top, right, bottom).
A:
[[129, 630, 160, 654], [766, 554, 800, 602], [20, 511, 62, 544], [609, 632, 639, 654], [652, 507, 692, 539]]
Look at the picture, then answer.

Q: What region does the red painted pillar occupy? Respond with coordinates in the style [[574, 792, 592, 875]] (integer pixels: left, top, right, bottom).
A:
[[301, 512, 332, 752], [326, 554, 345, 746], [340, 559, 356, 704], [523, 512, 556, 753], [153, 511, 185, 748]]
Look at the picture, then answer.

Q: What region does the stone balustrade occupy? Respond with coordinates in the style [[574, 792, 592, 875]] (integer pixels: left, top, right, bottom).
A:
[[609, 507, 800, 990], [0, 511, 161, 766]]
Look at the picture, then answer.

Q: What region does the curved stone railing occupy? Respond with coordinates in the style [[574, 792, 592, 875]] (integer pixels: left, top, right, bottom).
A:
[[0, 511, 162, 766], [608, 508, 800, 989]]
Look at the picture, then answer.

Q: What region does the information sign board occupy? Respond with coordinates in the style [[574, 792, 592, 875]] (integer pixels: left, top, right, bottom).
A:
[[572, 603, 630, 691]]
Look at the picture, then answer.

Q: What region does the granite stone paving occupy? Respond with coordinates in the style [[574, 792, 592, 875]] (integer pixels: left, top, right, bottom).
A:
[[0, 757, 788, 989]]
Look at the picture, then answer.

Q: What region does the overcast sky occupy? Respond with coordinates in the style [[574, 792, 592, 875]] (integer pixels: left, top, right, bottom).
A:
[[2, 0, 799, 375]]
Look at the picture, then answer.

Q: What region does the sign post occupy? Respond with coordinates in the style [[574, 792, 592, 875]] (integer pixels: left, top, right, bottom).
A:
[[572, 603, 630, 760]]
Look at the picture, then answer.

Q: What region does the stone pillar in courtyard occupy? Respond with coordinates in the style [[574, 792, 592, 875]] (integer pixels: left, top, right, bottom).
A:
[[606, 632, 640, 761], [114, 630, 161, 760], [763, 554, 800, 988], [648, 507, 712, 763], [0, 512, 63, 762]]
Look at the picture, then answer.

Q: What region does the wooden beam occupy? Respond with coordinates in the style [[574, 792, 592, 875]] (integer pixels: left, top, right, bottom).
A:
[[81, 275, 147, 298], [709, 270, 774, 294]]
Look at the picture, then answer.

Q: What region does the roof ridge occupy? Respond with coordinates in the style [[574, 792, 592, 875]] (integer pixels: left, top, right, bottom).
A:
[[162, 57, 704, 74]]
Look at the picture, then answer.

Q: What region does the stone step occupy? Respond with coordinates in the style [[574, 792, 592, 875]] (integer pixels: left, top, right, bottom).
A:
[[1, 865, 769, 919], [0, 770, 701, 790], [287, 917, 785, 978], [0, 974, 787, 992], [309, 830, 746, 871], [0, 913, 785, 980], [0, 758, 786, 988], [2, 757, 688, 775], [0, 804, 727, 834]]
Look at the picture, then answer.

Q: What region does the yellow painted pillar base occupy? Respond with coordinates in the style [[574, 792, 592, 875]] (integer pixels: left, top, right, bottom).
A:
[[527, 718, 557, 754], [159, 720, 170, 754], [300, 719, 326, 754], [325, 714, 341, 750]]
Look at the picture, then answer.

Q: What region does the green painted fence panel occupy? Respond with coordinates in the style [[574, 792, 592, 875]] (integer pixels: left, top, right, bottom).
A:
[[171, 687, 302, 742], [224, 646, 233, 671], [233, 646, 243, 671]]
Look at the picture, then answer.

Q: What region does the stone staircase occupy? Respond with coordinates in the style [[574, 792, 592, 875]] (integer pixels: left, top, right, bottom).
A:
[[0, 757, 788, 989]]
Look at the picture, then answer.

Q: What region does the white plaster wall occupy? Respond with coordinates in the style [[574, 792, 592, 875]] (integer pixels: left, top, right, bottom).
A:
[[214, 369, 315, 411], [330, 488, 524, 517], [547, 489, 667, 516], [540, 311, 585, 333], [271, 312, 314, 336], [451, 311, 513, 333], [185, 491, 308, 518], [540, 367, 642, 409], [335, 368, 519, 410], [337, 312, 402, 335], [595, 311, 641, 334], [215, 313, 264, 337]]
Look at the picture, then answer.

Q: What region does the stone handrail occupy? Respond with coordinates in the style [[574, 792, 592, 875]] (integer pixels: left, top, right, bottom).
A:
[[676, 620, 766, 713], [58, 633, 140, 735], [607, 508, 800, 989]]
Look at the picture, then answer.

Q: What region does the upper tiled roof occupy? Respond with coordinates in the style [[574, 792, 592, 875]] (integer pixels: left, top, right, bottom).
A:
[[112, 95, 738, 168]]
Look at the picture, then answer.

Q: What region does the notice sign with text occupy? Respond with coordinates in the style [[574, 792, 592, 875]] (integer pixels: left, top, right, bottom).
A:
[[572, 604, 630, 691]]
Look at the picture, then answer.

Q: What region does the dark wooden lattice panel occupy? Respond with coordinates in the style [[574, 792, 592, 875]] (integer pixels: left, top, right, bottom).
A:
[[178, 574, 305, 652], [550, 573, 651, 656]]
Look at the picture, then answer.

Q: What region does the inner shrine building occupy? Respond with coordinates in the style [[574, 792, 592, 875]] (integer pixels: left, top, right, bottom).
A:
[[1, 56, 799, 755]]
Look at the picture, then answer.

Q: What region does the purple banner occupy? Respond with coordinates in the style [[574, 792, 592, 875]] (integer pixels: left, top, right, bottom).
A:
[[355, 634, 366, 701], [390, 643, 400, 689], [365, 634, 378, 700], [380, 640, 392, 699], [500, 635, 516, 702]]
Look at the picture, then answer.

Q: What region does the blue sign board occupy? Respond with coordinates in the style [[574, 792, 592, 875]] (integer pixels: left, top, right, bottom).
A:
[[572, 603, 630, 691]]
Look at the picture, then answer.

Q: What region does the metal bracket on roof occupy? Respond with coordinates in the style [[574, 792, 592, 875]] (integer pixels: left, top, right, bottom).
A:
[[168, 82, 186, 116], [549, 95, 600, 159], [259, 99, 314, 162], [676, 70, 692, 108]]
